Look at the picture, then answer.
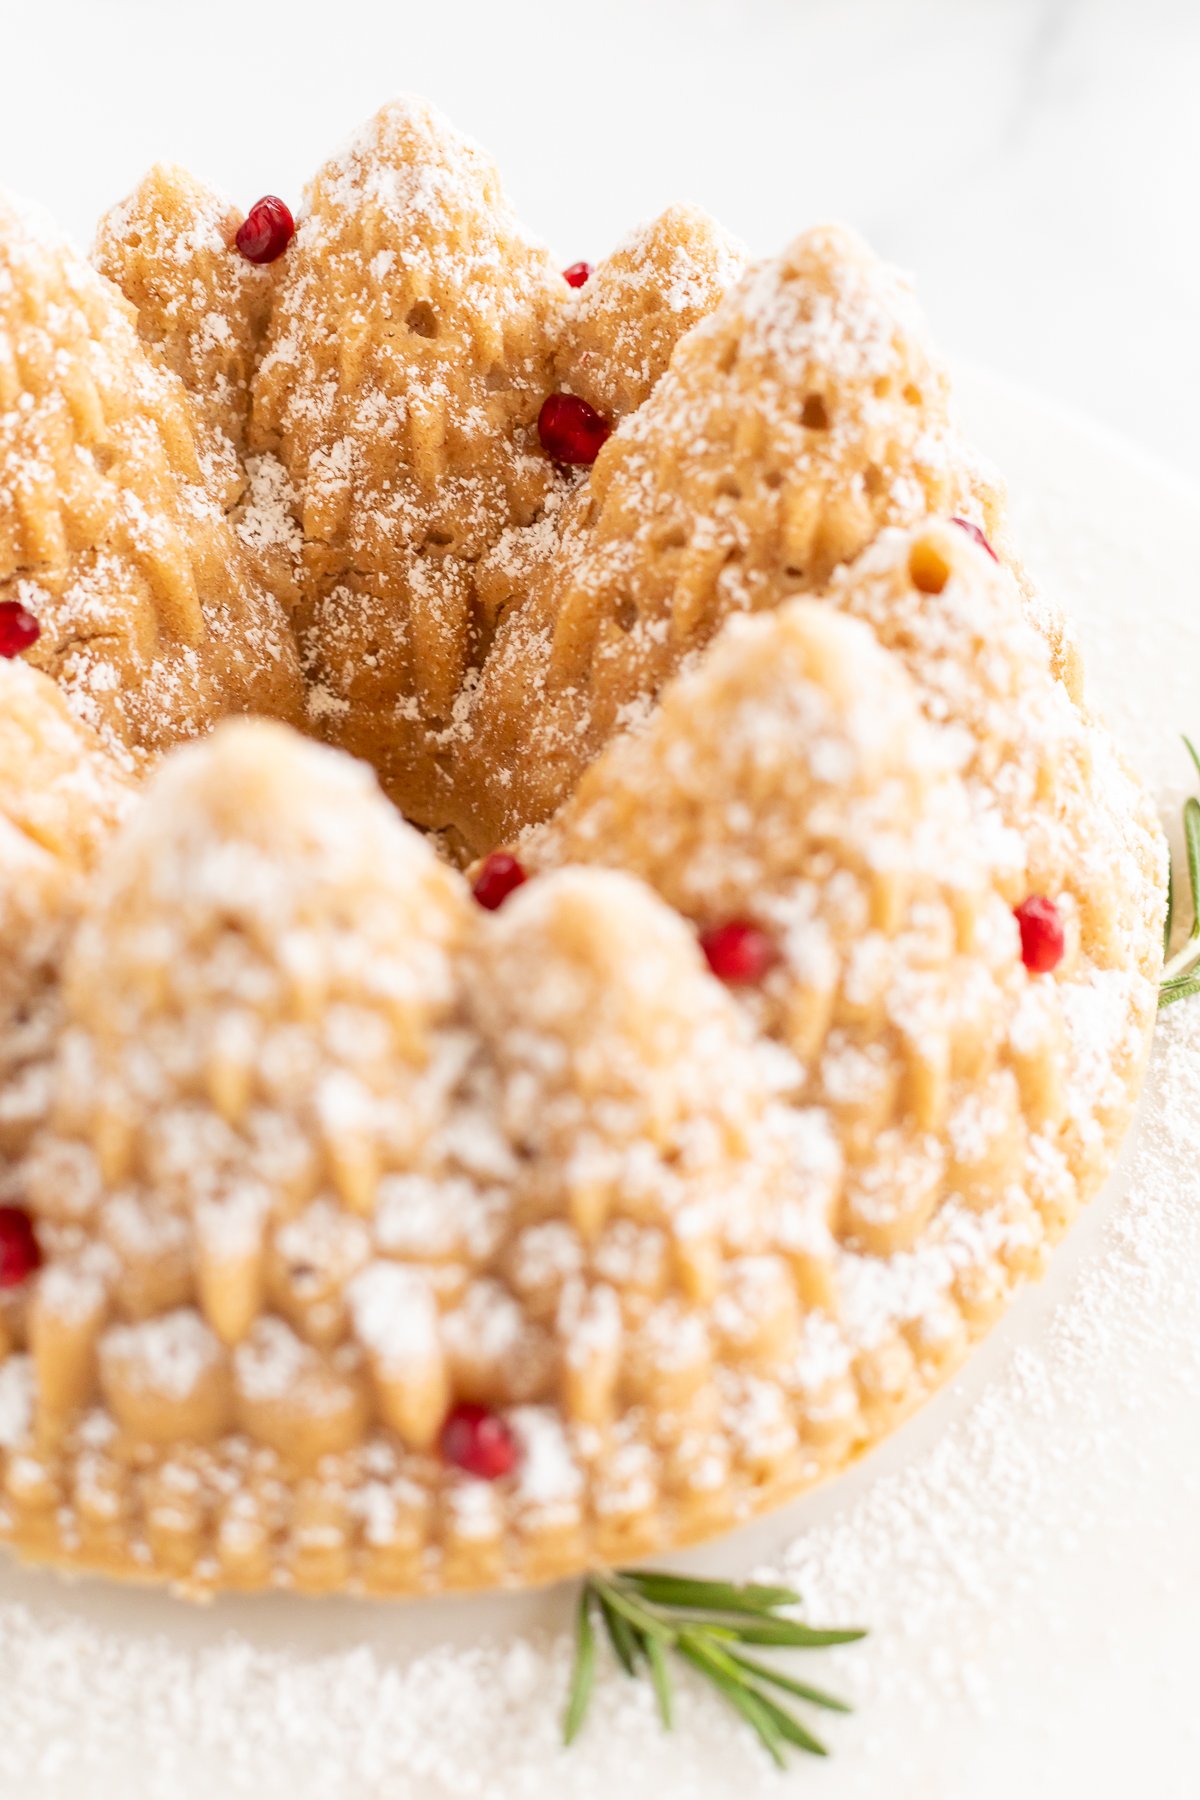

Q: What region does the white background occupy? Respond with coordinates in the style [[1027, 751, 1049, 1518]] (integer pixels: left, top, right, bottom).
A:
[[3, 0, 1199, 477], [3, 7, 1200, 1796]]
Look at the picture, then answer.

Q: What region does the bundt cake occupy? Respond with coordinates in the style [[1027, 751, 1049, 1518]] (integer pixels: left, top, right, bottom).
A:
[[0, 97, 1165, 1596]]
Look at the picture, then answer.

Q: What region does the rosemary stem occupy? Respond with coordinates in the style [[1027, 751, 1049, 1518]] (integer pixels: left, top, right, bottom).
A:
[[1162, 938, 1200, 983], [593, 1578, 678, 1645], [564, 1567, 864, 1764]]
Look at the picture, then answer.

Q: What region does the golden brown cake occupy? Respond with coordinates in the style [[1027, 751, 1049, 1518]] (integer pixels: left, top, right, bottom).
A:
[[456, 225, 1006, 848], [0, 97, 1165, 1597], [93, 162, 276, 458], [0, 194, 303, 761]]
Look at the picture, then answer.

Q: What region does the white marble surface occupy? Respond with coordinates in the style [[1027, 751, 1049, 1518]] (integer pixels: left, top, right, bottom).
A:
[[3, 0, 1198, 477]]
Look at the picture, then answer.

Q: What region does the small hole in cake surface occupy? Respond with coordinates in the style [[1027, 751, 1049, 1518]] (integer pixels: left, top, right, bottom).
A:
[[716, 476, 744, 501], [863, 462, 886, 498], [425, 529, 453, 549], [614, 597, 637, 632], [873, 375, 892, 398], [406, 301, 439, 339], [801, 394, 830, 430], [903, 382, 923, 406], [908, 538, 951, 595], [655, 524, 687, 552], [763, 469, 784, 491]]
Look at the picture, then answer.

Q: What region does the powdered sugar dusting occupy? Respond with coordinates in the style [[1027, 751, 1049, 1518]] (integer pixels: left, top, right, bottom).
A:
[[0, 1004, 1191, 1798], [0, 101, 1188, 1795]]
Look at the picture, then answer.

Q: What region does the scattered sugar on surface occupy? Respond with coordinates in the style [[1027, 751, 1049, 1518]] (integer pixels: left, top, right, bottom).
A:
[[0, 1003, 1193, 1797], [0, 116, 1189, 1797]]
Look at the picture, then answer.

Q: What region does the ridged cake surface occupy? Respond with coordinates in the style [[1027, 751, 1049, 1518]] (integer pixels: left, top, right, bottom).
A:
[[0, 98, 1164, 1595]]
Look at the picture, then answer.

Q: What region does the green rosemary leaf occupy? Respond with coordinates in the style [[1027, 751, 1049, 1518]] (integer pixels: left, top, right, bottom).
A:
[[682, 1623, 740, 1641], [720, 1686, 791, 1769], [675, 1640, 787, 1769], [680, 1631, 832, 1759], [727, 1620, 868, 1649], [1185, 797, 1200, 938], [1164, 856, 1175, 959], [563, 1587, 597, 1746], [565, 1568, 866, 1763], [1159, 733, 1200, 1007], [676, 1628, 746, 1682], [593, 1578, 677, 1645], [597, 1590, 641, 1677], [747, 1690, 829, 1758], [644, 1633, 674, 1730], [726, 1648, 852, 1714], [1160, 972, 1200, 1007], [624, 1571, 804, 1613]]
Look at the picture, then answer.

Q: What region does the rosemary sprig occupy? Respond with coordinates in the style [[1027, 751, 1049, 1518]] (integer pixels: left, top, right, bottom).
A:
[[563, 1587, 597, 1746], [562, 1567, 865, 1766], [1160, 735, 1200, 1007]]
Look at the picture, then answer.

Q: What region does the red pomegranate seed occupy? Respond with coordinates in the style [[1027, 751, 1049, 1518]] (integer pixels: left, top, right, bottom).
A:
[[472, 852, 528, 911], [235, 196, 295, 265], [950, 517, 999, 562], [562, 261, 593, 289], [699, 920, 778, 985], [538, 393, 611, 466], [0, 1206, 41, 1288], [440, 1402, 519, 1480], [0, 601, 41, 659], [1015, 895, 1065, 974]]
